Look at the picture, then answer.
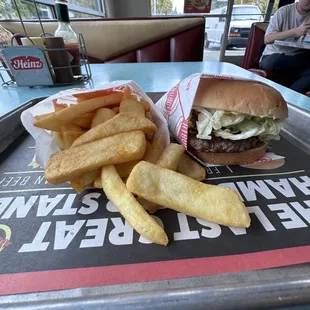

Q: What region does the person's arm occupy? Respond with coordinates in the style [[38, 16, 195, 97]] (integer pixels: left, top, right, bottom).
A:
[[265, 23, 310, 44], [265, 28, 297, 44]]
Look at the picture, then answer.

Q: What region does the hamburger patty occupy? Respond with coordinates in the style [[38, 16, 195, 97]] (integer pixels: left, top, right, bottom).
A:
[[188, 133, 260, 153]]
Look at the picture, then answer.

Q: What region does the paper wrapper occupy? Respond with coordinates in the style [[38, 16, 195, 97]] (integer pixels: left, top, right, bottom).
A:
[[156, 73, 284, 167], [21, 80, 170, 167]]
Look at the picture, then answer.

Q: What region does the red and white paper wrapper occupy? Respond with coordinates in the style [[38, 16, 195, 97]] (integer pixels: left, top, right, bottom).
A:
[[21, 80, 170, 167], [156, 73, 284, 166]]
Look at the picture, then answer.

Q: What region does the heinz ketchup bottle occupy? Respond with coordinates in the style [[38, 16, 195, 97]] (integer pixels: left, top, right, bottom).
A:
[[54, 0, 81, 76]]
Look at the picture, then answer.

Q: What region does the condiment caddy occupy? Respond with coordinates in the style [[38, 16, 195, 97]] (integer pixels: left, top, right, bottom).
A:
[[0, 0, 92, 87]]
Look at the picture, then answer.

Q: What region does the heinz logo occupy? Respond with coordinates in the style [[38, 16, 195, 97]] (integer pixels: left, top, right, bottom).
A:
[[11, 56, 43, 70]]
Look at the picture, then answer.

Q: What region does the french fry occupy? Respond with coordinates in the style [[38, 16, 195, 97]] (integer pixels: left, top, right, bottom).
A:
[[116, 160, 140, 178], [143, 135, 165, 164], [157, 144, 185, 170], [122, 87, 151, 112], [70, 169, 100, 193], [94, 177, 102, 189], [177, 154, 206, 181], [35, 112, 53, 121], [146, 143, 185, 214], [45, 131, 146, 184], [91, 159, 140, 186], [60, 123, 82, 133], [53, 103, 68, 112], [101, 165, 168, 246], [127, 161, 251, 228], [71, 113, 156, 148], [70, 181, 85, 193], [91, 108, 116, 128], [74, 112, 94, 129], [145, 111, 154, 141], [146, 111, 153, 122], [146, 133, 154, 142], [139, 98, 151, 112], [73, 90, 121, 101], [34, 93, 123, 131], [119, 99, 145, 117], [52, 132, 65, 150], [112, 107, 120, 113], [63, 131, 84, 149]]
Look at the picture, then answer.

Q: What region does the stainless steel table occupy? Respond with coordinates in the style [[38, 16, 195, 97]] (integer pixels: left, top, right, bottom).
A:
[[1, 62, 310, 115]]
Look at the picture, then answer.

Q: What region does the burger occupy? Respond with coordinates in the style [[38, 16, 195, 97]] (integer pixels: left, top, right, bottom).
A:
[[188, 78, 288, 165]]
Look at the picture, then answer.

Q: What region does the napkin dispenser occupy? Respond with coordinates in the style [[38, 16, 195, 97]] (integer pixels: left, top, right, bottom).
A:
[[1, 46, 54, 86]]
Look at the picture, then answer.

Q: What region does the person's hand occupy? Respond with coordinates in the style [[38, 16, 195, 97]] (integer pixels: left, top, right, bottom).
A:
[[293, 23, 310, 37]]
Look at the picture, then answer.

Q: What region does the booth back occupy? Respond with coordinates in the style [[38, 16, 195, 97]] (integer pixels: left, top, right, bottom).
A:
[[2, 17, 205, 63]]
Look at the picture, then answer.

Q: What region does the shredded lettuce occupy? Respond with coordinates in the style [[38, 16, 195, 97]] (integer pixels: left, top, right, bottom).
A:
[[214, 120, 265, 140], [192, 106, 281, 141], [194, 107, 213, 140]]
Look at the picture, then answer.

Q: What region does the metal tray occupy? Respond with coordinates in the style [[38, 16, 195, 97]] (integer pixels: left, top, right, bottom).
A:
[[0, 95, 310, 310], [0, 96, 46, 155]]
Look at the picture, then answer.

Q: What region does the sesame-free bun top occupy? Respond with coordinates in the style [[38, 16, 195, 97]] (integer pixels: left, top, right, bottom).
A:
[[194, 78, 288, 119]]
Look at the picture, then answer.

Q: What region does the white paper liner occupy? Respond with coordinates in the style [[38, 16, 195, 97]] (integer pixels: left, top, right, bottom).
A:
[[21, 80, 170, 167]]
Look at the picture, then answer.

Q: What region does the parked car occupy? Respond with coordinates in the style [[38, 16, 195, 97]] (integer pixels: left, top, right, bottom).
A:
[[205, 5, 263, 49]]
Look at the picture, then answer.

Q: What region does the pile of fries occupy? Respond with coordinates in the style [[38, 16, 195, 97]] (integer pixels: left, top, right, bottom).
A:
[[34, 88, 250, 246]]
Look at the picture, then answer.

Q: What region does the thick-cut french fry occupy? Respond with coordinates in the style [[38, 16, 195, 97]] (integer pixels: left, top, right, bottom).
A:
[[91, 108, 116, 128], [45, 131, 146, 184], [143, 201, 157, 214], [139, 98, 151, 112], [70, 180, 85, 193], [101, 165, 168, 246], [54, 103, 68, 112], [177, 154, 206, 181], [143, 135, 165, 164], [63, 131, 84, 149], [71, 113, 156, 148], [146, 111, 153, 122], [123, 87, 150, 112], [92, 160, 140, 187], [127, 161, 251, 228], [73, 90, 121, 101], [35, 112, 53, 121], [157, 144, 185, 170], [119, 99, 145, 117], [146, 143, 185, 214], [52, 132, 65, 150], [60, 123, 82, 133], [74, 112, 94, 129], [116, 160, 140, 178], [94, 177, 102, 189], [145, 111, 154, 141], [71, 169, 100, 193], [112, 107, 120, 113], [146, 133, 154, 142], [34, 93, 123, 131]]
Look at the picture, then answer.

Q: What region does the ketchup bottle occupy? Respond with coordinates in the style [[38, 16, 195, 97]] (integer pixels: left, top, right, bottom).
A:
[[54, 0, 81, 76]]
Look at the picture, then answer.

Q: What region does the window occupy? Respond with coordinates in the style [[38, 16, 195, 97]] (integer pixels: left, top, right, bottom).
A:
[[69, 11, 100, 19], [151, 0, 177, 15], [69, 0, 98, 12], [0, 0, 104, 20], [66, 0, 104, 18], [231, 6, 262, 21], [0, 0, 53, 19]]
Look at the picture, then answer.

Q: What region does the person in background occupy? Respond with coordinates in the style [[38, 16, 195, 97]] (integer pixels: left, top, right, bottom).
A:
[[260, 0, 310, 94]]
